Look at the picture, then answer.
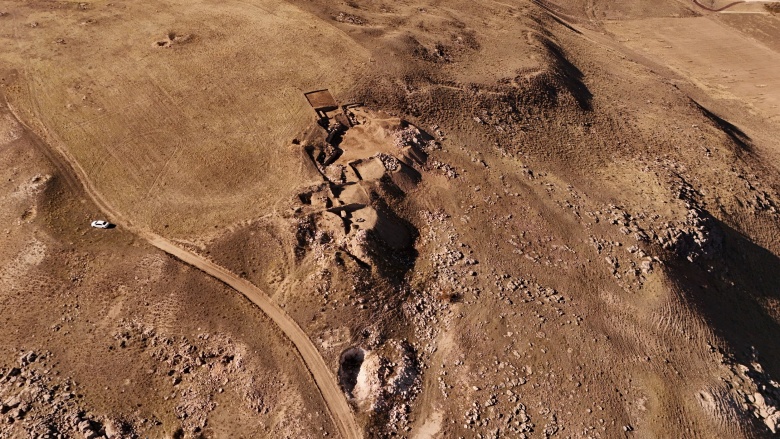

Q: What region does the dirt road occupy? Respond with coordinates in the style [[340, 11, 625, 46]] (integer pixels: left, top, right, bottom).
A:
[[692, 0, 745, 11], [7, 102, 361, 439], [145, 237, 360, 439]]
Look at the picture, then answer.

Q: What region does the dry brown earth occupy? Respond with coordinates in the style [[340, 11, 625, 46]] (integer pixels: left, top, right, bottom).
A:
[[1, 0, 780, 438]]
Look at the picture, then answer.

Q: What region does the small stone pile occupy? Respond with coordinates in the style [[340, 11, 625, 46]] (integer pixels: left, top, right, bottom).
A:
[[0, 350, 134, 439], [427, 160, 459, 179], [727, 357, 780, 434], [114, 322, 268, 435]]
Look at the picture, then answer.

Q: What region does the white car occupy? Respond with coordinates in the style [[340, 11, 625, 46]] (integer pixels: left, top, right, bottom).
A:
[[90, 220, 111, 229]]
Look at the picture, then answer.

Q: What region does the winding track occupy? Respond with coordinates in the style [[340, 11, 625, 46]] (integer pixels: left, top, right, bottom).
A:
[[691, 0, 746, 12], [8, 102, 361, 439]]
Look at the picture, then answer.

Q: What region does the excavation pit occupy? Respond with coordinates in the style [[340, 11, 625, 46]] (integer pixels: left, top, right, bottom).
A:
[[338, 347, 366, 397]]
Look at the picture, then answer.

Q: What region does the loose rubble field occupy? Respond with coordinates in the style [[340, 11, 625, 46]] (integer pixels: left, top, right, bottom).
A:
[[1, 0, 780, 438]]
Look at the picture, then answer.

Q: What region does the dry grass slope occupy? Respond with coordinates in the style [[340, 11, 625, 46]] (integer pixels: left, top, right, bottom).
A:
[[0, 0, 369, 237]]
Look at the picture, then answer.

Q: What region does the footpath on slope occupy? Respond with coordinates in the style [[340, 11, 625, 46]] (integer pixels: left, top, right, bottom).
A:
[[7, 102, 361, 439]]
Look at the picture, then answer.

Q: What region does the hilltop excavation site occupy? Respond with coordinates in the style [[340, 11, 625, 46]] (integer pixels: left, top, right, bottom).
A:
[[1, 0, 780, 438]]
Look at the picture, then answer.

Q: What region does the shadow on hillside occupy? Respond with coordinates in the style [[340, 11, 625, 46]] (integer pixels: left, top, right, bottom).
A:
[[667, 218, 780, 377], [542, 38, 593, 111], [693, 100, 752, 152]]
